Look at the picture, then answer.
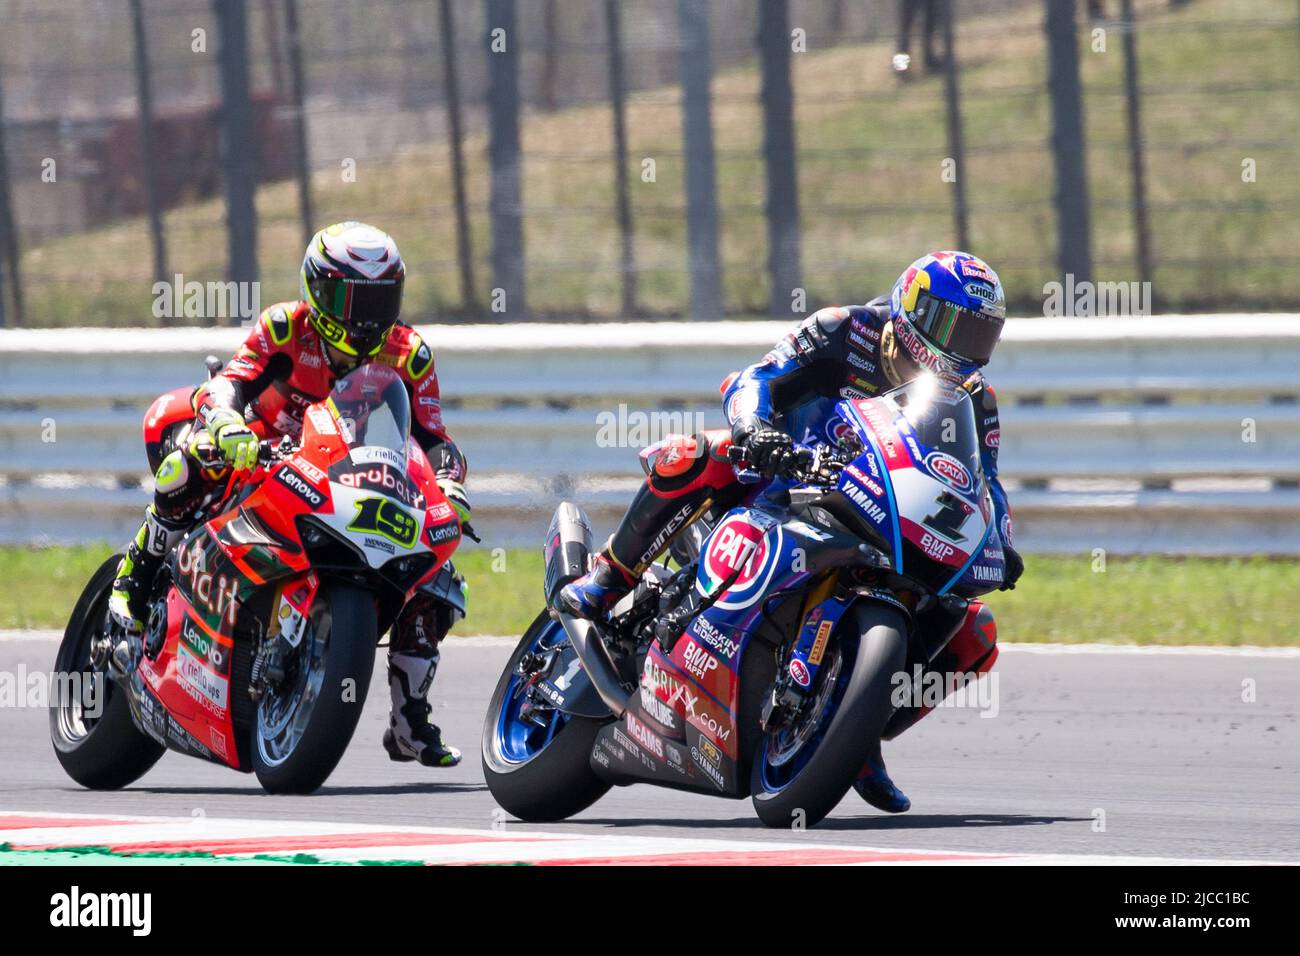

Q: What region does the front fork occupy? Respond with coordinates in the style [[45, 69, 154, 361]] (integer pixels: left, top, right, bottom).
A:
[[249, 574, 319, 702], [760, 588, 856, 733], [760, 585, 919, 734]]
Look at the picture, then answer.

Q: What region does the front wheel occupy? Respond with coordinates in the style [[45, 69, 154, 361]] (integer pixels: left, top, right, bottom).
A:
[[481, 611, 610, 822], [252, 583, 377, 794], [750, 603, 908, 829], [49, 554, 165, 790]]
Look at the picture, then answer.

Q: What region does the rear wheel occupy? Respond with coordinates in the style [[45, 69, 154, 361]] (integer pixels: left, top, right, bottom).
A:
[[49, 555, 165, 790], [252, 584, 377, 794], [750, 603, 907, 829], [482, 611, 610, 822]]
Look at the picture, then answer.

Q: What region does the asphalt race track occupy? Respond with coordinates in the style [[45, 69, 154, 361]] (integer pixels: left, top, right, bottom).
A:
[[2, 632, 1297, 863]]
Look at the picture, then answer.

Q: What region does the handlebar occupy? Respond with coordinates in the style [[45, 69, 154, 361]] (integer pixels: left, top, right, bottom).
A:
[[191, 436, 293, 472], [728, 441, 844, 486]]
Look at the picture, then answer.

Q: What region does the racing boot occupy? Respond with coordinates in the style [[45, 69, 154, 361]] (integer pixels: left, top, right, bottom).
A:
[[557, 550, 637, 621], [383, 650, 462, 767], [108, 506, 185, 634], [853, 747, 912, 814], [852, 605, 999, 812]]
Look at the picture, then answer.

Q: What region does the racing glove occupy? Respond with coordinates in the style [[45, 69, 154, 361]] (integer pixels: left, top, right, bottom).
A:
[[437, 476, 471, 527], [739, 426, 795, 477], [204, 407, 258, 472], [1000, 545, 1024, 591]]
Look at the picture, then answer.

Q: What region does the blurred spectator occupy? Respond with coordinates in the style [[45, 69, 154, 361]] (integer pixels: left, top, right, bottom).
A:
[[892, 0, 946, 78]]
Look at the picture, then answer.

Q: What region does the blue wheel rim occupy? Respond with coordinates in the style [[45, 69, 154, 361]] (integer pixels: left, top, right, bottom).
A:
[[494, 619, 573, 765], [757, 636, 857, 795]]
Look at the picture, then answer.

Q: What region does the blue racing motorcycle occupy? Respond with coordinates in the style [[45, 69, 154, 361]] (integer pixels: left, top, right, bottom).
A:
[[481, 376, 1007, 828]]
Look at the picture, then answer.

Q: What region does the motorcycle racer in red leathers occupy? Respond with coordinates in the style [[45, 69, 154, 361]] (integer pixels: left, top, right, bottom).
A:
[[109, 221, 469, 767]]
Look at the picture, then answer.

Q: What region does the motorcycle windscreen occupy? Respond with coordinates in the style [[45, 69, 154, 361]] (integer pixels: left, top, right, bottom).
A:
[[891, 377, 987, 507], [840, 376, 997, 591], [327, 363, 412, 469], [315, 364, 431, 569]]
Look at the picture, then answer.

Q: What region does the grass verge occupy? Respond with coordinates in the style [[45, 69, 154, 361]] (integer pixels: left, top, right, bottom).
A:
[[1, 545, 1295, 646]]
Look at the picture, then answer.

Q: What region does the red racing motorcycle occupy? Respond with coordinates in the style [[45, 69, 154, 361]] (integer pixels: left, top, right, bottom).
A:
[[50, 364, 463, 793]]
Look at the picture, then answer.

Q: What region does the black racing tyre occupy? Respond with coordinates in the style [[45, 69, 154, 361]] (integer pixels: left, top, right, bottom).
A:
[[482, 611, 611, 822], [252, 584, 377, 794], [49, 554, 166, 790], [750, 603, 908, 829]]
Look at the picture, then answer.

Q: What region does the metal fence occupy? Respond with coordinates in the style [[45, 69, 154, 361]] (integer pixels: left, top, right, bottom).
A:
[[3, 315, 1299, 553], [0, 0, 1297, 328]]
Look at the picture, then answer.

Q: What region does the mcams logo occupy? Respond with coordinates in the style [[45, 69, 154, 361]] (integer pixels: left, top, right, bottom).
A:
[[1042, 274, 1151, 318]]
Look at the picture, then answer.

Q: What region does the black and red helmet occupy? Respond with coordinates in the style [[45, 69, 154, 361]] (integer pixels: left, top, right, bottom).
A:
[[301, 221, 405, 357]]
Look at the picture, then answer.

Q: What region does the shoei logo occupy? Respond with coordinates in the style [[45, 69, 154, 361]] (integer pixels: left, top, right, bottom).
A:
[[925, 451, 973, 494], [704, 516, 768, 590]]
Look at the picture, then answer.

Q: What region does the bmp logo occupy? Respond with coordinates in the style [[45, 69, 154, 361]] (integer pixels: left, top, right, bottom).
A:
[[682, 640, 719, 681], [50, 886, 151, 936]]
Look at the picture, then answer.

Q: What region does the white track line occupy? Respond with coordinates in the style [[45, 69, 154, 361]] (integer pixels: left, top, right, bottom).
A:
[[998, 642, 1300, 658], [0, 630, 62, 642]]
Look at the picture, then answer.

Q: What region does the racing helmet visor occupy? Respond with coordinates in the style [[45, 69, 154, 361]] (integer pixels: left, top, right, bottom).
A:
[[910, 290, 1004, 366], [305, 275, 403, 354]]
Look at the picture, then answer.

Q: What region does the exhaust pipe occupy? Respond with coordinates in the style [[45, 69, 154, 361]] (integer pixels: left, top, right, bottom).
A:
[[545, 501, 628, 717], [543, 502, 593, 604]]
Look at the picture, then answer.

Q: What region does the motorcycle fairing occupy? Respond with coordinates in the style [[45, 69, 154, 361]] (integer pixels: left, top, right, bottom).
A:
[[589, 499, 877, 798], [593, 639, 742, 796], [142, 385, 199, 474], [134, 581, 248, 770], [836, 388, 1004, 595], [951, 524, 1008, 596], [838, 399, 905, 570]]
